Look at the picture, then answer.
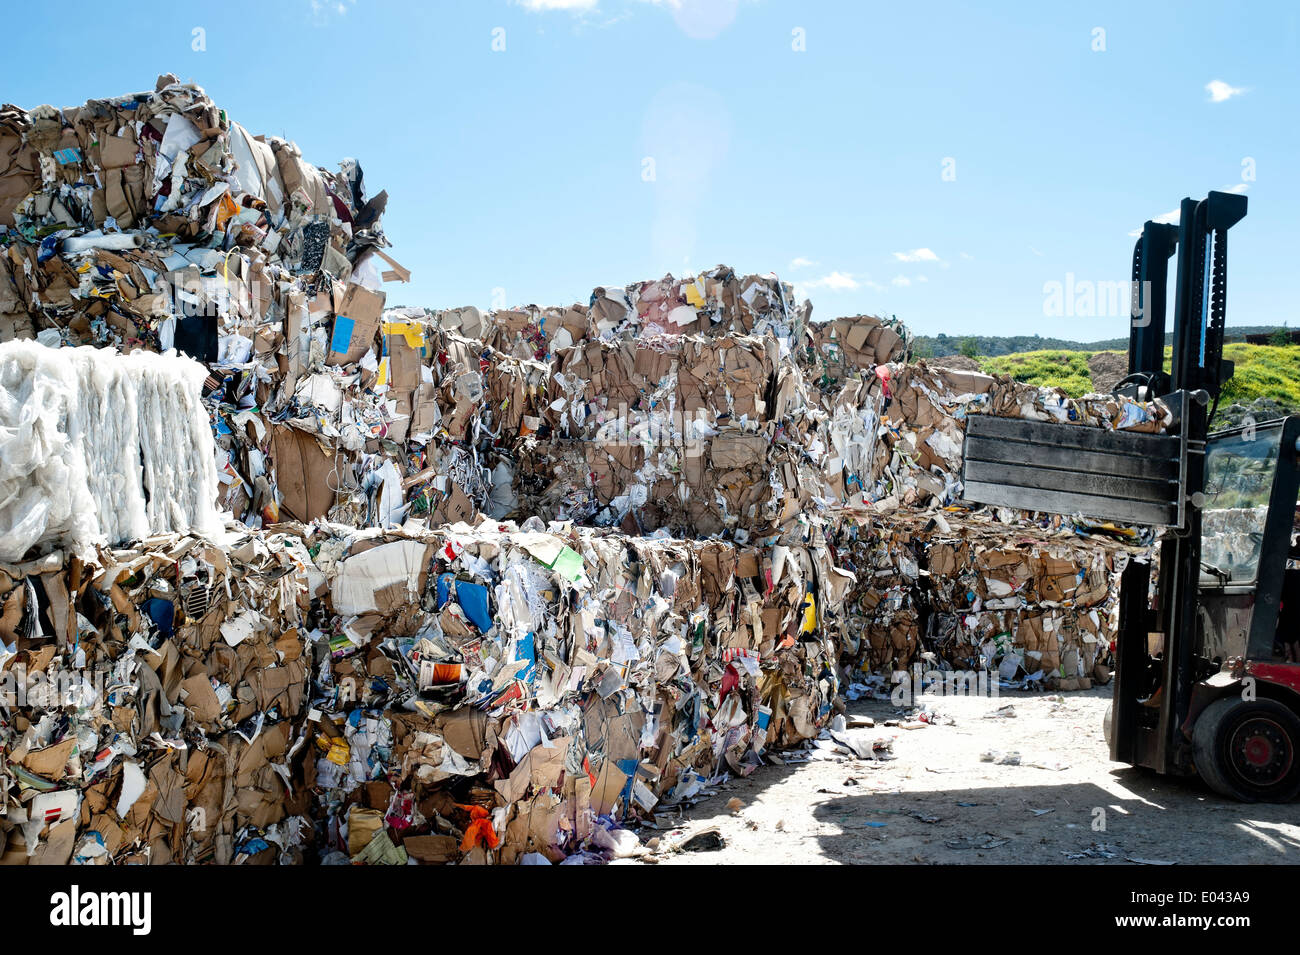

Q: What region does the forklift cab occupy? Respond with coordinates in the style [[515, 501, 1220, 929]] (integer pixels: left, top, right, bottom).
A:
[[1198, 418, 1300, 659]]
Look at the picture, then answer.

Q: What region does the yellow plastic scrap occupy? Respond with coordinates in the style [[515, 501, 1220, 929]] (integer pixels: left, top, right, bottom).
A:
[[684, 278, 707, 308], [800, 592, 817, 633], [316, 736, 350, 766], [214, 193, 239, 231], [381, 321, 426, 350]]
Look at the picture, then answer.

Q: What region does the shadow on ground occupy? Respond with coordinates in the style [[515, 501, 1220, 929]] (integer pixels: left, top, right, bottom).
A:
[[809, 767, 1300, 864], [638, 690, 1300, 865]]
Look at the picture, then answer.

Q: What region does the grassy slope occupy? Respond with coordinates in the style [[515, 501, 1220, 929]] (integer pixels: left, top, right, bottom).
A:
[[1216, 343, 1300, 409], [979, 349, 1097, 395], [977, 344, 1300, 410], [914, 325, 1292, 358]]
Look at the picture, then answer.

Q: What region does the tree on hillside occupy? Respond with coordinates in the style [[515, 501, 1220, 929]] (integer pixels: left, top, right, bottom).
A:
[[959, 337, 979, 358]]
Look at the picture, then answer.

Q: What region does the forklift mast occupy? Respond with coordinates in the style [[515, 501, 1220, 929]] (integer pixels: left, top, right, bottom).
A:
[[1124, 192, 1246, 399], [1111, 192, 1248, 773]]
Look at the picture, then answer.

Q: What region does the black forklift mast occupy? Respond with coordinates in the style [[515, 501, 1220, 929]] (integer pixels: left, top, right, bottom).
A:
[[1125, 219, 1177, 399], [1112, 191, 1248, 773], [1122, 192, 1246, 399]]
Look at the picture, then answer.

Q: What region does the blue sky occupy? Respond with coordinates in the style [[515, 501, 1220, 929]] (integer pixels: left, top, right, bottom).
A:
[[9, 0, 1298, 339]]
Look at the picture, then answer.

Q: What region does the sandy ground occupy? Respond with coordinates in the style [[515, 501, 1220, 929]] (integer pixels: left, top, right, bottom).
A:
[[623, 687, 1300, 865]]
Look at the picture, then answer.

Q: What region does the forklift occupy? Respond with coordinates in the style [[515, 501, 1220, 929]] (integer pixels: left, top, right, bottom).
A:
[[961, 191, 1300, 802]]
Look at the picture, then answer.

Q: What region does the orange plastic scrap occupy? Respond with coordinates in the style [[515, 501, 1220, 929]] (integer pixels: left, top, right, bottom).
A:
[[455, 803, 501, 852]]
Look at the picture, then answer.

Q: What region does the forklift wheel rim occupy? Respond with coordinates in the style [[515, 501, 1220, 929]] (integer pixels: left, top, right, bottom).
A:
[[1228, 717, 1294, 786]]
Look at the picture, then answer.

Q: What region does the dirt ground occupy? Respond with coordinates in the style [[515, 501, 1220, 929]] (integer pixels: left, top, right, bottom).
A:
[[1088, 351, 1129, 393], [624, 687, 1300, 865]]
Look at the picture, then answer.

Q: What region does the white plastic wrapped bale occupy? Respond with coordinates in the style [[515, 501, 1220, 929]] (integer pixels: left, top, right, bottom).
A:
[[0, 341, 222, 560]]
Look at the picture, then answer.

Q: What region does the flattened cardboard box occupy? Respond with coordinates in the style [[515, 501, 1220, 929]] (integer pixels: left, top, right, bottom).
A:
[[326, 283, 385, 367], [271, 425, 336, 521]]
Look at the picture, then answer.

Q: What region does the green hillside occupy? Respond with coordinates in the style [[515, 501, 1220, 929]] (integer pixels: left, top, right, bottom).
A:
[[915, 326, 1292, 358], [980, 349, 1097, 395], [976, 344, 1300, 426], [1216, 343, 1300, 410]]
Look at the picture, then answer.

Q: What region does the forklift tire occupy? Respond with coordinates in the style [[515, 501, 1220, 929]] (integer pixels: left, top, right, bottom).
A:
[[1192, 697, 1300, 803]]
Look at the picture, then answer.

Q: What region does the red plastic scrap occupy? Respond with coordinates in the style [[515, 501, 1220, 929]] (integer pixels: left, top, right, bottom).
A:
[[455, 803, 500, 851]]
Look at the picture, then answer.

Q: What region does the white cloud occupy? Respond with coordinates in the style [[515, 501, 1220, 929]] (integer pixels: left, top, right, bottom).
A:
[[792, 270, 884, 301], [915, 274, 929, 283], [891, 275, 911, 287], [892, 247, 939, 263], [789, 256, 816, 270], [959, 251, 973, 260], [1206, 79, 1247, 103], [309, 0, 353, 17], [1223, 182, 1250, 195], [518, 0, 598, 10], [803, 271, 860, 291]]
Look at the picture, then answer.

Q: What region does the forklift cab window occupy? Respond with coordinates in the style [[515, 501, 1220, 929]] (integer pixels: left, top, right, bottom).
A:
[[1200, 427, 1283, 585]]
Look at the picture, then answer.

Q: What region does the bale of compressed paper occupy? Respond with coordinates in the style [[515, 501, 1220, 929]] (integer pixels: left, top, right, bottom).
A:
[[0, 531, 317, 864], [832, 510, 1138, 688]]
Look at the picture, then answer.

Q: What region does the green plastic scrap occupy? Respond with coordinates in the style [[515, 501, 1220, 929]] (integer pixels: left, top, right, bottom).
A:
[[548, 546, 586, 583]]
